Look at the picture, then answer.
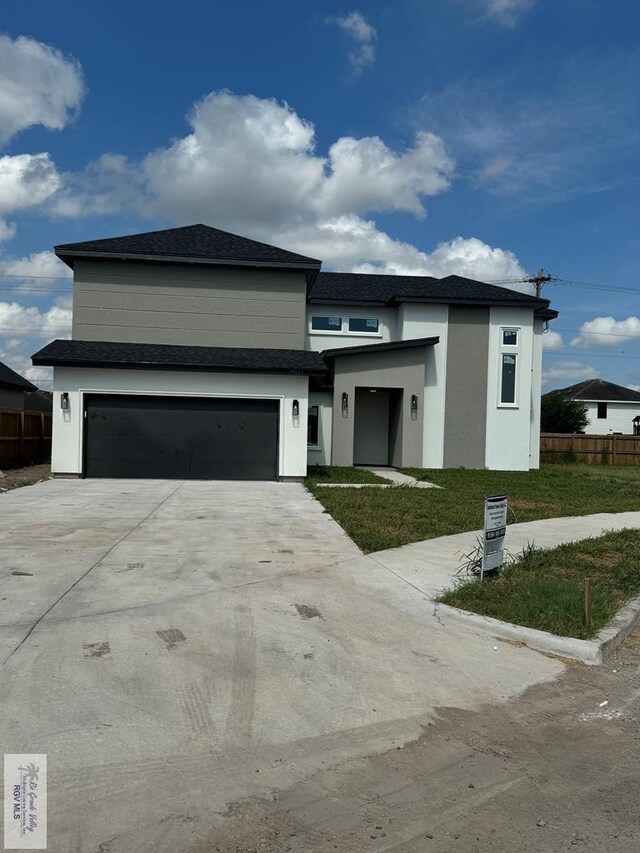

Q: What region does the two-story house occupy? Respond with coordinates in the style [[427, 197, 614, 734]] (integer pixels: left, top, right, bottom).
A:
[[32, 224, 557, 479]]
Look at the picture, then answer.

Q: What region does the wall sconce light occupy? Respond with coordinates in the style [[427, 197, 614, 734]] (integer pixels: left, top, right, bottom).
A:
[[341, 392, 349, 418], [60, 392, 70, 411], [292, 399, 299, 419], [410, 394, 418, 420]]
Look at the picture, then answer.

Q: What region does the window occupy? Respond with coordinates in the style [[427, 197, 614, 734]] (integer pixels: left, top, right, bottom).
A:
[[500, 354, 517, 405], [502, 329, 519, 346], [597, 402, 607, 419], [307, 405, 319, 446], [348, 317, 380, 334], [311, 316, 342, 332]]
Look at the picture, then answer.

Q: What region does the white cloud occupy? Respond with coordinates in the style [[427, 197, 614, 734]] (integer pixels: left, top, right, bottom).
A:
[[0, 34, 85, 144], [0, 250, 71, 290], [542, 330, 563, 350], [466, 0, 537, 27], [542, 361, 599, 386], [329, 12, 377, 75], [0, 301, 71, 337], [0, 153, 62, 237], [318, 132, 453, 217], [571, 316, 640, 348], [60, 91, 524, 281]]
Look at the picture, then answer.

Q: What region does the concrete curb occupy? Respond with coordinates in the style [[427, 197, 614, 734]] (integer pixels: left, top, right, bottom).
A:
[[433, 593, 640, 666]]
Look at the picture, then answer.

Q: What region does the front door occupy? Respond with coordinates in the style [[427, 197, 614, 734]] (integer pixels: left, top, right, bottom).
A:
[[353, 389, 390, 465]]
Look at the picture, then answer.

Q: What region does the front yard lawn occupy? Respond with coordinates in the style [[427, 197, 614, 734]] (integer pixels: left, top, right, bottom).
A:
[[307, 465, 640, 552], [437, 529, 640, 639], [305, 465, 388, 485]]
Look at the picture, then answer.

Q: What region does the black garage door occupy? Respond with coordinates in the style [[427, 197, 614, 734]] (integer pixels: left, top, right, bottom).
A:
[[84, 394, 279, 480]]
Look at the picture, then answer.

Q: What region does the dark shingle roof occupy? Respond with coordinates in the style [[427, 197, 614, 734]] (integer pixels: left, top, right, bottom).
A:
[[0, 360, 37, 392], [310, 271, 554, 312], [32, 339, 327, 375], [55, 224, 321, 269], [543, 378, 640, 403], [323, 336, 439, 359]]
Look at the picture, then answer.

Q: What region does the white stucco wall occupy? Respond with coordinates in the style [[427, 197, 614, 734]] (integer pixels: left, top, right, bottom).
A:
[[307, 390, 333, 467], [398, 303, 449, 468], [51, 367, 309, 478], [305, 305, 397, 351], [529, 318, 544, 468], [485, 307, 535, 471], [582, 400, 640, 434]]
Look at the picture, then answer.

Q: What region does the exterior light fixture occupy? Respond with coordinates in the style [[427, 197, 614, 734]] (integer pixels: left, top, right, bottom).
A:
[[292, 399, 299, 418], [410, 394, 418, 419], [60, 392, 70, 411], [634, 415, 640, 436], [341, 392, 349, 417]]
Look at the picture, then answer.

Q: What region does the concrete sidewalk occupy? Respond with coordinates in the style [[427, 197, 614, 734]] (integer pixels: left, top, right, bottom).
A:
[[362, 510, 640, 662]]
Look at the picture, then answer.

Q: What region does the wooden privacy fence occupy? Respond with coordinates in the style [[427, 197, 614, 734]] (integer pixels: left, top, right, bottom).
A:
[[0, 409, 52, 470], [541, 433, 640, 465]]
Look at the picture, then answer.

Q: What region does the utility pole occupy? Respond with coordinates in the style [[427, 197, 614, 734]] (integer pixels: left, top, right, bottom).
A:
[[527, 268, 554, 298]]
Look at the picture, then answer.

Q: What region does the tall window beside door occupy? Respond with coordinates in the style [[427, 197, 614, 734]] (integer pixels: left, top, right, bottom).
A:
[[499, 328, 520, 406], [307, 405, 319, 447]]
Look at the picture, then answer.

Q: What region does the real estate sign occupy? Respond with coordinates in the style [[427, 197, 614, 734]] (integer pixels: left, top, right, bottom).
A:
[[482, 494, 507, 578]]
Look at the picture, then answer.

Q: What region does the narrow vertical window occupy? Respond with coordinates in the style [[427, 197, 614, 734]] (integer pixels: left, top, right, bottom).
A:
[[307, 405, 319, 446], [597, 402, 607, 419], [500, 353, 517, 404]]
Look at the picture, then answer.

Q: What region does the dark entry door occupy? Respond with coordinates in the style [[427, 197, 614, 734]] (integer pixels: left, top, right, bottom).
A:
[[84, 394, 279, 480]]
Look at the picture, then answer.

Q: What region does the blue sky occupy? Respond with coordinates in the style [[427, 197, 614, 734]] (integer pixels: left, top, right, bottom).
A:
[[1, 0, 639, 391]]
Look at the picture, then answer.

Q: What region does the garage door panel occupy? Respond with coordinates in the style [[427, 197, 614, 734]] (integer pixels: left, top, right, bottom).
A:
[[84, 394, 279, 480]]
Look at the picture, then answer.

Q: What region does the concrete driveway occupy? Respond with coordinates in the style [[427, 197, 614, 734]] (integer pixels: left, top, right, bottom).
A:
[[0, 480, 563, 852]]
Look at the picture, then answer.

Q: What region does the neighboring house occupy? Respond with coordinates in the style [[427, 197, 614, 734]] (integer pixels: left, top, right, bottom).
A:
[[543, 379, 640, 435], [0, 360, 37, 410], [23, 389, 53, 413], [32, 224, 557, 480]]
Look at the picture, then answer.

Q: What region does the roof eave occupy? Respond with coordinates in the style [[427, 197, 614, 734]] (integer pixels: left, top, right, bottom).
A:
[[322, 336, 440, 359], [31, 356, 326, 376], [54, 248, 322, 272]]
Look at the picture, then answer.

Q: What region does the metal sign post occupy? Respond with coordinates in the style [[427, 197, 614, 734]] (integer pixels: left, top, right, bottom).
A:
[[482, 494, 507, 580]]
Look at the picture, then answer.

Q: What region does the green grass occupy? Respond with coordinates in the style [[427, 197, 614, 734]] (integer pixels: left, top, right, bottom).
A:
[[437, 529, 640, 639], [307, 465, 640, 552], [304, 465, 388, 485]]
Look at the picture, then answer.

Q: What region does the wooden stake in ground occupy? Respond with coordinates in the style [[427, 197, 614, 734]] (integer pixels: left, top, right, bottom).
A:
[[584, 577, 592, 631]]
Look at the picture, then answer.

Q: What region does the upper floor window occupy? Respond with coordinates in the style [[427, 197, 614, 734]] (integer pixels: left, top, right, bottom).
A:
[[348, 318, 380, 334], [310, 315, 382, 335], [498, 327, 520, 406], [311, 316, 342, 332], [597, 402, 607, 419]]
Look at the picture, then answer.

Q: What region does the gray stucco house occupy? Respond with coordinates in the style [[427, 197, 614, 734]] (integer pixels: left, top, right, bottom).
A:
[[32, 224, 557, 479]]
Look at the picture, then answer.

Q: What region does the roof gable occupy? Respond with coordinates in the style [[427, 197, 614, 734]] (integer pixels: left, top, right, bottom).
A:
[[0, 360, 37, 392], [55, 224, 321, 270]]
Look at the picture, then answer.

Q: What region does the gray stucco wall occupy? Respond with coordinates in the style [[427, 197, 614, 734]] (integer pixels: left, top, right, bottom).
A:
[[443, 306, 489, 468], [72, 259, 309, 349], [0, 387, 24, 409], [331, 347, 426, 468]]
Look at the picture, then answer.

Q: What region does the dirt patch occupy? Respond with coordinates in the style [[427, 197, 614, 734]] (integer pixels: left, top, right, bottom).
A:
[[83, 642, 111, 659], [157, 628, 187, 650], [295, 604, 324, 620], [0, 463, 51, 493]]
